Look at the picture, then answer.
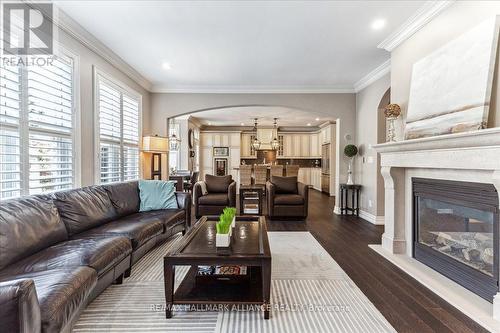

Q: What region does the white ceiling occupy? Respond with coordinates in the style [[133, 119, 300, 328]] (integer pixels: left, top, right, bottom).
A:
[[56, 0, 426, 92], [183, 106, 327, 127]]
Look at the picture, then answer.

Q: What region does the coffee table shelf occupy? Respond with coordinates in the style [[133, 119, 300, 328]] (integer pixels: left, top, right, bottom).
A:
[[173, 266, 263, 304]]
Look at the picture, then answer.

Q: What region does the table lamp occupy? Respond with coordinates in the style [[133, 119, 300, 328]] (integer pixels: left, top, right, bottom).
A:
[[142, 135, 168, 180]]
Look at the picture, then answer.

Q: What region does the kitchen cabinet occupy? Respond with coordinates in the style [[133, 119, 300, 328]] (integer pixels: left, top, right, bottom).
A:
[[300, 134, 310, 157], [240, 131, 323, 159], [292, 135, 301, 158], [283, 135, 293, 157], [310, 133, 320, 157], [310, 168, 322, 191], [240, 133, 255, 158], [320, 125, 332, 144], [297, 168, 322, 191]]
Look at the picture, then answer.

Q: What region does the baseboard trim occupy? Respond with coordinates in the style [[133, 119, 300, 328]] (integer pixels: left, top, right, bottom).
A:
[[359, 210, 385, 225]]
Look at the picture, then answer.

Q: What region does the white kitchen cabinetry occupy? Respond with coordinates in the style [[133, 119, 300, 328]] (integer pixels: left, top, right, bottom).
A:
[[300, 134, 310, 157], [320, 125, 332, 144], [240, 133, 255, 158], [310, 133, 320, 157], [310, 168, 322, 191], [297, 168, 322, 190], [292, 135, 301, 158], [279, 133, 321, 158]]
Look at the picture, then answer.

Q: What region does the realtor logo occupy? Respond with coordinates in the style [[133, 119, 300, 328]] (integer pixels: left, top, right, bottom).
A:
[[2, 3, 53, 55]]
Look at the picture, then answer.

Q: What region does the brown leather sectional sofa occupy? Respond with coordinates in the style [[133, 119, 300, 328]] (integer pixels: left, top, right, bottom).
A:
[[0, 181, 191, 333]]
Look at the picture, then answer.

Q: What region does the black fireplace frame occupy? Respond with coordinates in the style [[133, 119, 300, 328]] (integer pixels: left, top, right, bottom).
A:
[[412, 177, 499, 302]]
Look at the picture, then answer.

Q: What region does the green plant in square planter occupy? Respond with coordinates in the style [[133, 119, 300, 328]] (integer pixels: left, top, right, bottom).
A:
[[216, 207, 236, 247]]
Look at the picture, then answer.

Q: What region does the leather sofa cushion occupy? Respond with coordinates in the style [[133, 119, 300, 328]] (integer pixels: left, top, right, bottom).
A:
[[0, 267, 97, 333], [52, 186, 118, 236], [205, 174, 232, 193], [0, 236, 131, 277], [0, 195, 68, 270], [148, 209, 185, 229], [75, 214, 163, 249], [198, 193, 229, 206], [103, 181, 140, 217], [274, 194, 304, 205], [271, 176, 298, 194]]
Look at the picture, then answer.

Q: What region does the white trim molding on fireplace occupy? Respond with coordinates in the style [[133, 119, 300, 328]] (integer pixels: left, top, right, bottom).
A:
[[372, 127, 500, 332]]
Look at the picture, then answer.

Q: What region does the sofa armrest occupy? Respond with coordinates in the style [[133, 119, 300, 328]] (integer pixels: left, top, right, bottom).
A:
[[175, 192, 192, 228], [0, 279, 41, 333], [266, 182, 275, 216], [228, 181, 237, 207], [298, 182, 309, 216]]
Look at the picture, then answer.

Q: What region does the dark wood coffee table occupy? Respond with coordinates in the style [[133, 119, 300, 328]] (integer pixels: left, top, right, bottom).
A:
[[163, 215, 272, 319]]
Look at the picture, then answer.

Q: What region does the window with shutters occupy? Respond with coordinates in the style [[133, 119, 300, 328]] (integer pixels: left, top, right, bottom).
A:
[[0, 53, 77, 200], [95, 73, 141, 184]]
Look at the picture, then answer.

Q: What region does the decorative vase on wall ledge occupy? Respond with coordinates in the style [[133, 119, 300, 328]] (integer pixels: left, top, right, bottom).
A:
[[384, 103, 401, 142]]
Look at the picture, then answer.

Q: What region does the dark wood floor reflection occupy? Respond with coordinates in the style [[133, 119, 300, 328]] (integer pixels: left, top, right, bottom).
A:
[[191, 189, 488, 333]]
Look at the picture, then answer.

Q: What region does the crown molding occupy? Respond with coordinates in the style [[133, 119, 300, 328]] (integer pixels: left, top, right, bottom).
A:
[[353, 59, 391, 92], [150, 85, 355, 94], [377, 0, 455, 52], [54, 7, 153, 91]]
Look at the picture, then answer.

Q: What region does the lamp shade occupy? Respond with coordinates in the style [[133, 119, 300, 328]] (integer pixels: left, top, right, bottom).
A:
[[142, 135, 168, 153]]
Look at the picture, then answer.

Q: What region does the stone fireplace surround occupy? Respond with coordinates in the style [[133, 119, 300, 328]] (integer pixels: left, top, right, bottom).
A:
[[372, 127, 500, 332]]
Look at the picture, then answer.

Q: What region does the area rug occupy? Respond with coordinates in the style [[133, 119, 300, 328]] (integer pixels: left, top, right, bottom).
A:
[[73, 232, 395, 333]]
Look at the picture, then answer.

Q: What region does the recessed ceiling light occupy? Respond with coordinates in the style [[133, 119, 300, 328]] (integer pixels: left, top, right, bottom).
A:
[[241, 123, 245, 126], [371, 19, 386, 30], [162, 62, 172, 70], [315, 118, 320, 121], [307, 123, 311, 126], [208, 122, 212, 126]]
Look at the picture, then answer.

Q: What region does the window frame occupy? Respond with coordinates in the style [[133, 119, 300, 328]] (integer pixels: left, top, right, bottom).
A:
[[93, 67, 142, 184], [0, 46, 81, 199]]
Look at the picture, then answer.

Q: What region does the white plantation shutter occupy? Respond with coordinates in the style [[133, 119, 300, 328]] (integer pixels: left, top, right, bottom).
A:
[[97, 75, 140, 184], [0, 54, 76, 200], [28, 56, 74, 194], [122, 96, 139, 180], [0, 64, 22, 199], [98, 81, 122, 183]]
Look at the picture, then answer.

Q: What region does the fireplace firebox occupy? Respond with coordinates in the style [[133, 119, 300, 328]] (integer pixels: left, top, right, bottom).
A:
[[413, 178, 499, 302]]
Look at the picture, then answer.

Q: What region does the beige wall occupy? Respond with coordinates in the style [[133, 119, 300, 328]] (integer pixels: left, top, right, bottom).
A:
[[151, 92, 356, 209], [391, 1, 500, 140], [355, 73, 390, 217], [57, 28, 152, 186]]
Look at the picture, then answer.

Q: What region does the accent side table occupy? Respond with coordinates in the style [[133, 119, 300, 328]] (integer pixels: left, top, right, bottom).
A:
[[339, 184, 361, 216]]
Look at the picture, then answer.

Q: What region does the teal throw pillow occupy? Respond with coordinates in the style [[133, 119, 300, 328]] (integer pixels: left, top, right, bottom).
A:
[[139, 180, 178, 212]]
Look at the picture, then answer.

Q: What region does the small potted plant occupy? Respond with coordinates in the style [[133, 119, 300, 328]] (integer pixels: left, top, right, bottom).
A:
[[216, 207, 236, 249], [344, 144, 358, 185]]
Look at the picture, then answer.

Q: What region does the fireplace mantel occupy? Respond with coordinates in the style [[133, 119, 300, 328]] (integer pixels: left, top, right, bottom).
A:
[[372, 128, 500, 330]]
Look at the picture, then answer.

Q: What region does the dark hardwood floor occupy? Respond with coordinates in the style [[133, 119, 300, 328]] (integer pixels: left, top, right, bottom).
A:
[[190, 189, 488, 332]]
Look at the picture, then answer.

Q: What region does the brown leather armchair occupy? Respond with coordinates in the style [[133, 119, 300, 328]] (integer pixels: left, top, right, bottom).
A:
[[194, 174, 236, 219], [266, 176, 309, 219]]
